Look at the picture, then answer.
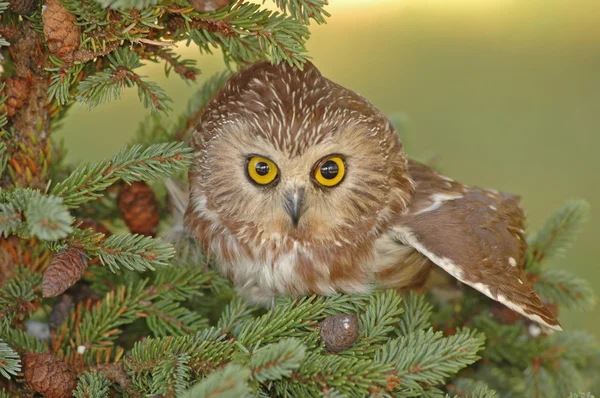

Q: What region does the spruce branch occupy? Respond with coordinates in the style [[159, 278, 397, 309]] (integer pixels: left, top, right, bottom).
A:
[[217, 296, 257, 335], [173, 2, 310, 67], [126, 329, 237, 390], [339, 289, 404, 358], [376, 328, 485, 393], [280, 353, 393, 397], [533, 269, 596, 311], [51, 142, 192, 208], [133, 70, 233, 145], [25, 193, 73, 240], [150, 354, 191, 397], [0, 321, 49, 354], [0, 189, 74, 241], [0, 339, 20, 379], [154, 47, 200, 81], [396, 291, 434, 336], [182, 363, 251, 398], [527, 199, 590, 269], [96, 233, 174, 272], [249, 338, 305, 383], [73, 371, 112, 398], [76, 48, 172, 113], [273, 0, 331, 25], [0, 203, 21, 238], [93, 0, 160, 9], [0, 266, 42, 321]]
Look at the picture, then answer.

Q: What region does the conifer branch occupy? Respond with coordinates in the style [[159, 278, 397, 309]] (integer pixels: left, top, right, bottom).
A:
[[273, 0, 331, 25], [0, 189, 74, 241], [340, 290, 404, 358], [51, 142, 192, 208], [96, 233, 174, 272], [249, 338, 305, 383], [396, 291, 434, 336], [73, 371, 112, 398], [76, 48, 172, 113], [0, 321, 49, 354], [153, 47, 200, 81], [526, 200, 590, 269], [172, 2, 310, 67], [150, 354, 191, 397], [280, 353, 393, 396], [93, 0, 160, 9], [375, 328, 485, 393], [0, 267, 42, 321], [182, 363, 251, 398], [533, 269, 596, 311], [0, 339, 20, 379]]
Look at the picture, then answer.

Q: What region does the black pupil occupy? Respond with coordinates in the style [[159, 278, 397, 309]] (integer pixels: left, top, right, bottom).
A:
[[320, 160, 339, 179], [255, 162, 270, 176]]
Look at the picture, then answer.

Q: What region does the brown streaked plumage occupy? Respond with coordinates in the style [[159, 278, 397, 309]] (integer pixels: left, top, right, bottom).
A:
[[184, 60, 561, 331]]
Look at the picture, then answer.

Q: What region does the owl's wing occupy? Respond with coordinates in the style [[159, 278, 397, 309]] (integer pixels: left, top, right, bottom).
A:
[[390, 159, 561, 330]]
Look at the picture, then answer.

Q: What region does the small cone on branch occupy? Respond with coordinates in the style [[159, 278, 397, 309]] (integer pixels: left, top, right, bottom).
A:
[[22, 353, 77, 398], [42, 247, 89, 298], [189, 0, 231, 12], [118, 181, 160, 237], [8, 0, 38, 15], [3, 77, 31, 117], [42, 0, 80, 61], [319, 314, 360, 353]]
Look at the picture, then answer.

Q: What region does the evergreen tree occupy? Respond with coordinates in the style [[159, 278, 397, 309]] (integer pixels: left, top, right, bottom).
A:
[[0, 1, 597, 396]]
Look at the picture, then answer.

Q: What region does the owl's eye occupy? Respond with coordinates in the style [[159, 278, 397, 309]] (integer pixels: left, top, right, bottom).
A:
[[313, 156, 345, 187], [247, 156, 279, 185]]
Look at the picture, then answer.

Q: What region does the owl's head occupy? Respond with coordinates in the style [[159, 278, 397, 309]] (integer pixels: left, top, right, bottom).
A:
[[187, 61, 413, 253]]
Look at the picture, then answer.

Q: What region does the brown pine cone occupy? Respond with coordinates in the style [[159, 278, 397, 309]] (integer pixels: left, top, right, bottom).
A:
[[319, 314, 360, 353], [42, 247, 89, 298], [3, 77, 31, 117], [189, 0, 231, 12], [22, 353, 77, 398], [118, 182, 160, 237], [8, 0, 38, 15], [42, 0, 80, 61]]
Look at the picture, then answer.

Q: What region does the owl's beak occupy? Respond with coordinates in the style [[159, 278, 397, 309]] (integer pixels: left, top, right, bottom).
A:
[[284, 186, 306, 227]]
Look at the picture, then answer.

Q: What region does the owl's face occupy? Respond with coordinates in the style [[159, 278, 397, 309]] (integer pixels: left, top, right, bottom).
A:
[[188, 61, 413, 258]]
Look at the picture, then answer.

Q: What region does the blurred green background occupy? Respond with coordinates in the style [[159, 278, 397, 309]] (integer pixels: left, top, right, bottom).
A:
[[56, 0, 600, 336]]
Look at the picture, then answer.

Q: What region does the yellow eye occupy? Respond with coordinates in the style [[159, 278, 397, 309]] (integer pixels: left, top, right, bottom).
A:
[[247, 156, 279, 185], [314, 156, 345, 187]]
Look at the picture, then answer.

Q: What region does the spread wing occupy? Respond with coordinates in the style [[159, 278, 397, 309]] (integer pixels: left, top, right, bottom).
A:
[[390, 159, 561, 330]]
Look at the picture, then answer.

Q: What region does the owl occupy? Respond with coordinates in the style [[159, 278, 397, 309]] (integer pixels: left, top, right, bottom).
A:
[[184, 60, 560, 331]]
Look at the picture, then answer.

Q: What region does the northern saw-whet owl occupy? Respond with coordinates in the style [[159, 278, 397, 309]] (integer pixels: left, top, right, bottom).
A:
[[184, 60, 561, 331]]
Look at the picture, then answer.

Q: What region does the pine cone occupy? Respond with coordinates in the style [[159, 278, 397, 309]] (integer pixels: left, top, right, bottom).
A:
[[319, 314, 360, 353], [118, 182, 160, 237], [3, 77, 31, 117], [42, 0, 80, 61], [42, 247, 89, 298], [8, 0, 38, 15], [22, 353, 77, 398], [188, 0, 231, 12]]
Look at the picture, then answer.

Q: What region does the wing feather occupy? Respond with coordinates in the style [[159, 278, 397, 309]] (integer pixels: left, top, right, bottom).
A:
[[391, 159, 560, 330]]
